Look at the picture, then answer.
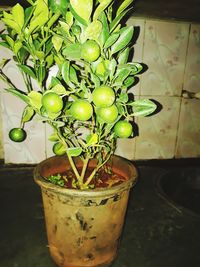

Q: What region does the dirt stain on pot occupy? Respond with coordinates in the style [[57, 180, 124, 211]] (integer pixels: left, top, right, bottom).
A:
[[76, 211, 91, 231], [53, 224, 57, 234], [86, 253, 95, 261]]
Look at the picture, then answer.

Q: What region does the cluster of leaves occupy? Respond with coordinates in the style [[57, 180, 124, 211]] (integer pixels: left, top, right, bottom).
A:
[[48, 174, 65, 187], [0, 0, 157, 189]]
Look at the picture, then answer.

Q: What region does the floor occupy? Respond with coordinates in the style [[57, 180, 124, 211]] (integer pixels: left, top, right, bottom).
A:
[[1, 0, 200, 23], [0, 160, 200, 267]]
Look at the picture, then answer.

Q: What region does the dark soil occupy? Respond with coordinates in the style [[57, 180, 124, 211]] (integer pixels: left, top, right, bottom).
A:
[[46, 166, 127, 189]]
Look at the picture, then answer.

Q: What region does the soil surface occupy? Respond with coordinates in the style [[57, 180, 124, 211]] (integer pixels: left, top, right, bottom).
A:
[[47, 166, 127, 189]]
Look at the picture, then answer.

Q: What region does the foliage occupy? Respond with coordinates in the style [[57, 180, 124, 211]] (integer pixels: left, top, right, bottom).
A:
[[0, 0, 157, 189]]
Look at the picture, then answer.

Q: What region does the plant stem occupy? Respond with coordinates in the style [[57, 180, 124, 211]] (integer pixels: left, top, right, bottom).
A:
[[51, 123, 83, 187], [66, 151, 82, 187], [80, 156, 89, 183], [84, 152, 112, 187]]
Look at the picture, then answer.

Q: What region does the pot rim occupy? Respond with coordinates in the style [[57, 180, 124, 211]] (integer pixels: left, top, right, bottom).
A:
[[34, 155, 138, 198]]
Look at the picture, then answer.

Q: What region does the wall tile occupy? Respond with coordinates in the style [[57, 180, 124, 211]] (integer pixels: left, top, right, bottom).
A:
[[134, 96, 181, 159], [183, 24, 200, 93], [128, 18, 145, 95], [176, 98, 200, 158], [115, 138, 136, 160], [141, 20, 189, 96]]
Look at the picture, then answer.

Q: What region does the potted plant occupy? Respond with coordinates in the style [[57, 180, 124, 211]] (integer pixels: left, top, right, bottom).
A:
[[0, 0, 157, 266]]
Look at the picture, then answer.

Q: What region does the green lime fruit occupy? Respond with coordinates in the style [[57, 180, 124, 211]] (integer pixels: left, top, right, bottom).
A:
[[70, 99, 93, 121], [53, 142, 66, 156], [42, 92, 63, 113], [9, 128, 27, 142], [71, 25, 81, 35], [81, 40, 100, 62], [114, 121, 133, 138], [97, 104, 118, 123], [92, 85, 115, 108]]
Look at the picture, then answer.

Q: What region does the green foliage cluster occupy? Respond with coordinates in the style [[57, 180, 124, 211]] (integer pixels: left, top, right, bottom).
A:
[[0, 0, 157, 189]]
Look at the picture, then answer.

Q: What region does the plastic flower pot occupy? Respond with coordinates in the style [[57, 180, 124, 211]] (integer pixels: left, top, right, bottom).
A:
[[34, 155, 137, 267]]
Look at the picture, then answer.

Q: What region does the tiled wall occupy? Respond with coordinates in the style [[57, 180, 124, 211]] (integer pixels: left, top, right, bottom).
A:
[[0, 18, 200, 163], [116, 18, 200, 160]]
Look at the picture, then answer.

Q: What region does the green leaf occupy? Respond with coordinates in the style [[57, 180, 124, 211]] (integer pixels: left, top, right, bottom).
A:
[[118, 47, 130, 64], [130, 99, 157, 117], [98, 11, 109, 47], [18, 48, 30, 62], [90, 72, 100, 88], [47, 11, 61, 29], [69, 66, 79, 84], [48, 132, 59, 142], [110, 8, 132, 32], [86, 133, 98, 146], [3, 11, 13, 20], [62, 43, 82, 60], [116, 0, 133, 16], [48, 111, 61, 119], [59, 21, 70, 34], [50, 77, 61, 87], [29, 13, 48, 33], [28, 91, 42, 109], [54, 121, 65, 127], [0, 42, 10, 49], [51, 84, 68, 95], [114, 68, 131, 86], [66, 11, 74, 27], [2, 18, 21, 34], [13, 41, 23, 54], [111, 26, 133, 55], [46, 54, 54, 68], [67, 147, 82, 157], [84, 20, 102, 41], [5, 36, 14, 48], [118, 62, 143, 75], [49, 0, 68, 14], [93, 0, 113, 20], [34, 0, 48, 17], [35, 51, 45, 60], [69, 4, 88, 26], [104, 32, 119, 49], [24, 6, 34, 28], [5, 88, 30, 104], [70, 0, 92, 22], [128, 62, 143, 75], [61, 61, 75, 88], [12, 3, 24, 29], [118, 92, 128, 103], [21, 105, 35, 123], [28, 0, 49, 33], [108, 58, 117, 81], [124, 76, 135, 87], [18, 65, 37, 79], [52, 35, 63, 52]]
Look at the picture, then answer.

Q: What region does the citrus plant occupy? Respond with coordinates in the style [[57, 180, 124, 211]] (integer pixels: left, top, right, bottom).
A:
[[0, 0, 157, 189]]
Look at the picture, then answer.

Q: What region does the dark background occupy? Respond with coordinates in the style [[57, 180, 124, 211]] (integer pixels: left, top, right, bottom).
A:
[[1, 0, 200, 23]]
